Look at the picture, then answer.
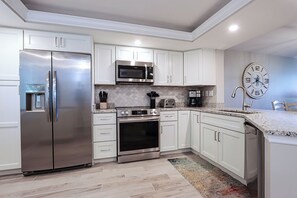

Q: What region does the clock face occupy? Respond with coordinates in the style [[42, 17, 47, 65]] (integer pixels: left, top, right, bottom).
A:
[[242, 63, 269, 98]]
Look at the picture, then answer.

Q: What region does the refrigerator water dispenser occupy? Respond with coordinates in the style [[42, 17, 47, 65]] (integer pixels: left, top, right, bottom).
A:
[[25, 84, 45, 111]]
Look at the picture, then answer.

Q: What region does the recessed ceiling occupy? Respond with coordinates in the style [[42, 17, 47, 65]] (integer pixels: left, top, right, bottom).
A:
[[20, 0, 231, 32], [231, 22, 297, 58]]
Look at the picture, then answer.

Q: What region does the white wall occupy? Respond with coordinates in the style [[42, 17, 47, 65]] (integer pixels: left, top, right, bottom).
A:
[[224, 50, 297, 110]]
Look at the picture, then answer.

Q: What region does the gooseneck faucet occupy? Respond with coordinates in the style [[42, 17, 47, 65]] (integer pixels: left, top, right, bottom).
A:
[[231, 86, 252, 111]]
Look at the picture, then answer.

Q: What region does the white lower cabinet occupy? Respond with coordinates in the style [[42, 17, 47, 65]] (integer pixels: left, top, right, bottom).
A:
[[201, 123, 245, 178], [160, 121, 178, 152], [93, 113, 117, 160], [178, 111, 191, 149], [191, 111, 200, 152], [160, 111, 178, 152], [0, 81, 21, 171]]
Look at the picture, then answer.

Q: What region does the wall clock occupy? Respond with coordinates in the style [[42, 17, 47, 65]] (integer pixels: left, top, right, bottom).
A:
[[242, 62, 269, 98]]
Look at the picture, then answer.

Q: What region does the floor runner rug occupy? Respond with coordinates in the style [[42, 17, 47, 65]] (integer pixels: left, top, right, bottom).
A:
[[168, 154, 257, 198]]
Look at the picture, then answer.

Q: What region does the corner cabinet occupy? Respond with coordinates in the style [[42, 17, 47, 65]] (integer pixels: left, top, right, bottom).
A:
[[184, 49, 216, 86], [116, 46, 153, 62], [200, 113, 245, 178], [178, 111, 191, 149], [190, 111, 200, 153], [94, 44, 116, 85], [24, 30, 92, 54], [160, 111, 178, 152], [154, 50, 183, 86]]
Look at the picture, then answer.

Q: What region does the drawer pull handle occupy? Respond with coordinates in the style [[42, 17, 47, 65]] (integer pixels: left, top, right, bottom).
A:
[[100, 132, 110, 134], [100, 149, 111, 152], [100, 118, 110, 121]]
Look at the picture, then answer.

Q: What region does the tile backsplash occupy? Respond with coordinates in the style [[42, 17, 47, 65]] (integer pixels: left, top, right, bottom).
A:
[[95, 85, 191, 107], [95, 85, 219, 108]]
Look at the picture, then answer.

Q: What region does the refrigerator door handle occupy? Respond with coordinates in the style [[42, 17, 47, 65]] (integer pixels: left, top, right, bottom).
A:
[[53, 70, 58, 122], [45, 71, 51, 122]]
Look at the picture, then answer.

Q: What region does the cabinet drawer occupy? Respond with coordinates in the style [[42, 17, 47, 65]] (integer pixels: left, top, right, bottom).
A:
[[93, 113, 116, 125], [160, 111, 178, 121], [93, 125, 116, 141], [201, 113, 245, 133], [94, 141, 116, 159]]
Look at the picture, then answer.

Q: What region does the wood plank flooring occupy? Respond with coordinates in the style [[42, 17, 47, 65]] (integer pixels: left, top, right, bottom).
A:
[[0, 153, 203, 198]]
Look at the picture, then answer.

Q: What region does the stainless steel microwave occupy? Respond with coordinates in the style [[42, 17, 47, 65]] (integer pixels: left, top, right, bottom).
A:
[[116, 60, 154, 84]]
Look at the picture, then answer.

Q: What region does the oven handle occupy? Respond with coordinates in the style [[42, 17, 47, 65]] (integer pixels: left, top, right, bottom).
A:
[[118, 116, 160, 123]]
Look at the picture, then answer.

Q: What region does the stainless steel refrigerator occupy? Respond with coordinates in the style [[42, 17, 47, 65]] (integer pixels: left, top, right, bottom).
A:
[[20, 50, 92, 175]]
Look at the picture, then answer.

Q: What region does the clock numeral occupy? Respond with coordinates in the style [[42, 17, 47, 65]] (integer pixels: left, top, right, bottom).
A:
[[261, 67, 264, 72], [255, 66, 260, 71], [264, 79, 269, 84], [261, 89, 264, 94], [255, 90, 260, 96], [245, 78, 251, 83]]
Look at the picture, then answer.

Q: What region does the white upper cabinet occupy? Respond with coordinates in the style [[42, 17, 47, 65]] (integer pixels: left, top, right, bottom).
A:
[[116, 46, 153, 62], [24, 30, 92, 53], [184, 49, 216, 86], [154, 50, 183, 86], [184, 49, 203, 85], [0, 28, 23, 81], [94, 44, 116, 85]]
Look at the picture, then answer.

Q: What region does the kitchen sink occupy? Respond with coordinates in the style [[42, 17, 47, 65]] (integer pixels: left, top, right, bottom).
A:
[[218, 109, 259, 114]]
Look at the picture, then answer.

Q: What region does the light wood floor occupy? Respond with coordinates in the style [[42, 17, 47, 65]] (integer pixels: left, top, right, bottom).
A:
[[0, 153, 203, 198]]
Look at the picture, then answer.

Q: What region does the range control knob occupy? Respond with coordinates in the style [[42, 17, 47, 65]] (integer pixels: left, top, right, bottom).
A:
[[150, 109, 157, 114], [121, 111, 125, 115], [125, 111, 129, 115]]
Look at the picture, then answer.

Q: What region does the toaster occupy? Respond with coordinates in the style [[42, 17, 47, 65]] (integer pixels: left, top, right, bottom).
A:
[[159, 99, 176, 108]]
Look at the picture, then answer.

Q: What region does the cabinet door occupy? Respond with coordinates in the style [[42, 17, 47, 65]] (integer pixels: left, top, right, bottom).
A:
[[160, 121, 178, 152], [0, 28, 23, 81], [116, 46, 135, 61], [178, 111, 191, 149], [183, 50, 203, 85], [201, 123, 218, 162], [0, 81, 21, 171], [218, 128, 245, 178], [154, 50, 169, 85], [191, 111, 200, 153], [135, 48, 153, 62], [169, 51, 183, 86], [94, 44, 116, 85], [59, 33, 92, 53], [24, 30, 58, 51], [202, 49, 216, 85]]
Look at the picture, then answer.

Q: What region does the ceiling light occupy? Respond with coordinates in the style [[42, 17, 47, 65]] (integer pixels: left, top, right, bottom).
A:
[[229, 24, 239, 32], [134, 40, 142, 46]]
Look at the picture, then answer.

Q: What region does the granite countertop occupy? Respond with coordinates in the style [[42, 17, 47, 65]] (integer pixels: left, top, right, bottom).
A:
[[93, 106, 297, 138], [159, 107, 297, 138]]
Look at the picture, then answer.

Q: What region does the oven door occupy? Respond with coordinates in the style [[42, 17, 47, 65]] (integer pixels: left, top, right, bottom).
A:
[[118, 116, 160, 155]]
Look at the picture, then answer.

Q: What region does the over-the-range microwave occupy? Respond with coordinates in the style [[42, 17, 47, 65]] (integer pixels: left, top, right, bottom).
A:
[[116, 60, 154, 84]]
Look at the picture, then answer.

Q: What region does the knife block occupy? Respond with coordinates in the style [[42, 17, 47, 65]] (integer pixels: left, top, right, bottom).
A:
[[99, 102, 107, 109]]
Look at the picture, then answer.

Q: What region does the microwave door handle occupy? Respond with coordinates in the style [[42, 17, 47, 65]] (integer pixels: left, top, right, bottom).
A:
[[145, 67, 148, 81]]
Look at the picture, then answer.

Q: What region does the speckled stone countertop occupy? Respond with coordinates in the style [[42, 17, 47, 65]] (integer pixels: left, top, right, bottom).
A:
[[160, 107, 297, 138], [93, 107, 297, 138]]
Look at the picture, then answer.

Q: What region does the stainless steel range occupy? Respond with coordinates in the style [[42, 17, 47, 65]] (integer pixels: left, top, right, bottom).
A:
[[117, 107, 160, 163]]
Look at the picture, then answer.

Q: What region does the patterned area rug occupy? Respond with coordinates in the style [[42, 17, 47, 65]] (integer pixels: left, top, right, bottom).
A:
[[168, 154, 257, 198]]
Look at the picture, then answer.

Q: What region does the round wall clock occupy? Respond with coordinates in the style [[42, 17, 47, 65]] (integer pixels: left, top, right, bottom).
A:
[[242, 62, 269, 98]]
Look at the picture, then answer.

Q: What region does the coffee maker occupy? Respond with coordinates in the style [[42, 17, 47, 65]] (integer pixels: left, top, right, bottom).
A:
[[188, 90, 202, 107]]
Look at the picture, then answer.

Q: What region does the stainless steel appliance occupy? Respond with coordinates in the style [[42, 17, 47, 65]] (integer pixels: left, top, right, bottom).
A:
[[20, 50, 92, 175], [188, 90, 202, 107], [159, 98, 176, 108], [117, 107, 160, 163], [116, 60, 153, 84]]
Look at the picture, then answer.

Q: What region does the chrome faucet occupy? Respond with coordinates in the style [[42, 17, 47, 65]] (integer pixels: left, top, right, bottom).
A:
[[231, 86, 252, 111]]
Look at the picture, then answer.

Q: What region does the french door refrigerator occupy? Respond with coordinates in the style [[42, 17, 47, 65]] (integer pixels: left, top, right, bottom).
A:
[[20, 50, 92, 175]]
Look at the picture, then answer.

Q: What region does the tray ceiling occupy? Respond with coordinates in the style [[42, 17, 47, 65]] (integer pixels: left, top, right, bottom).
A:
[[21, 0, 231, 32]]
